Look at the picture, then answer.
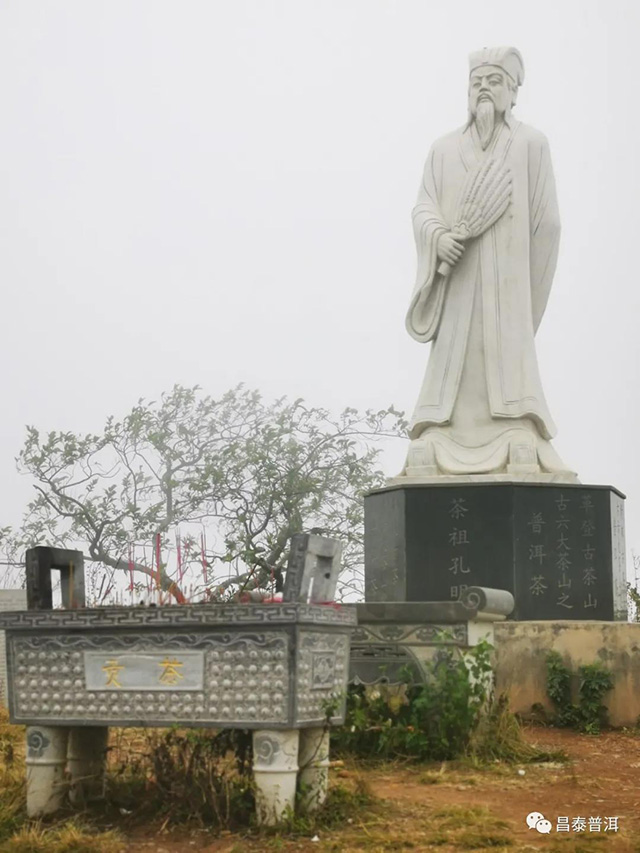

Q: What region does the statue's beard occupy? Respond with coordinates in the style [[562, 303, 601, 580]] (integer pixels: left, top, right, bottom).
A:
[[475, 99, 496, 150]]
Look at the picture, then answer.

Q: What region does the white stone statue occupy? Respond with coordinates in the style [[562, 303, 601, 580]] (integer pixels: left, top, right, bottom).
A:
[[402, 47, 577, 482]]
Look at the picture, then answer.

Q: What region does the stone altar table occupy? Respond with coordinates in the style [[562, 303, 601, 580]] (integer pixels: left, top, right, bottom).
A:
[[0, 538, 356, 825]]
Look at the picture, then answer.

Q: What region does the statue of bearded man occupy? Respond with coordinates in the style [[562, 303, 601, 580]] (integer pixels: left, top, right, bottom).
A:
[[403, 47, 576, 481]]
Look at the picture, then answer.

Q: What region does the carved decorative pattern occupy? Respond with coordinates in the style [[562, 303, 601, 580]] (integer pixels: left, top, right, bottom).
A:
[[20, 633, 274, 651], [253, 732, 280, 765], [353, 623, 467, 645], [0, 603, 356, 631], [349, 621, 472, 687], [311, 652, 336, 689], [252, 730, 299, 771], [414, 624, 467, 644], [377, 625, 407, 641], [295, 632, 350, 724], [27, 729, 50, 758]]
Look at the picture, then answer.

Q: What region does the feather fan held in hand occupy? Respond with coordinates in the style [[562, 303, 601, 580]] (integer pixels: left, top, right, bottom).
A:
[[438, 158, 513, 276]]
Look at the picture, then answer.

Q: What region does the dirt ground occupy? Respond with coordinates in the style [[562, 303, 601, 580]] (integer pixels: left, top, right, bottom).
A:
[[116, 726, 640, 853]]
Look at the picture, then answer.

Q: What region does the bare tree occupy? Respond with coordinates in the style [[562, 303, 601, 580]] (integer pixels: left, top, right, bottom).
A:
[[13, 385, 406, 602]]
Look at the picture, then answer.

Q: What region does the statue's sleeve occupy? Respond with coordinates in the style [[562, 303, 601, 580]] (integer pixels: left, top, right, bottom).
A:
[[405, 146, 449, 343], [528, 132, 561, 332]]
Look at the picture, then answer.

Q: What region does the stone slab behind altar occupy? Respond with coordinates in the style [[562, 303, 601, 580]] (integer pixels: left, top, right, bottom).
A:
[[0, 589, 27, 705], [364, 483, 627, 621]]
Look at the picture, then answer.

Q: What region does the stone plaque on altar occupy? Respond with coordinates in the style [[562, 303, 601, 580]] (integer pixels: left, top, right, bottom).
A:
[[84, 651, 205, 692], [364, 483, 627, 621]]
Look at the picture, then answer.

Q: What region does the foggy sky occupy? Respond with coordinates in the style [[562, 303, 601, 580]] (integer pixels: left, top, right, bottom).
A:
[[1, 0, 638, 583]]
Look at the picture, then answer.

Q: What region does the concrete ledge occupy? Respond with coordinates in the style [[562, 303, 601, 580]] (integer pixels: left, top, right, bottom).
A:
[[494, 621, 640, 727], [356, 586, 514, 625], [356, 601, 470, 624]]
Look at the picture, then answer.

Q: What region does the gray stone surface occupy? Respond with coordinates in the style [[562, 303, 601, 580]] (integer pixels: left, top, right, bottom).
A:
[[283, 533, 342, 604], [1, 603, 355, 728], [356, 589, 513, 624], [365, 482, 626, 620], [26, 547, 85, 610], [83, 650, 205, 691], [349, 620, 485, 686], [459, 586, 515, 617], [610, 491, 628, 620], [357, 601, 473, 624], [11, 536, 349, 827], [0, 589, 27, 705]]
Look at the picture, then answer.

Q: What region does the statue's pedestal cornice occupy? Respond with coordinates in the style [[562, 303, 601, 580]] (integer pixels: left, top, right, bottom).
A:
[[387, 471, 580, 487]]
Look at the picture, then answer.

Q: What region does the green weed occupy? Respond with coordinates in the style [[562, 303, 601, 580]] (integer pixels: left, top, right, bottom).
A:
[[332, 641, 494, 762], [546, 653, 614, 734]]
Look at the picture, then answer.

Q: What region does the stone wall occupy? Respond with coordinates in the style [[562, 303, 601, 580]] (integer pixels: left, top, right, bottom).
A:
[[0, 589, 26, 705], [494, 621, 640, 727]]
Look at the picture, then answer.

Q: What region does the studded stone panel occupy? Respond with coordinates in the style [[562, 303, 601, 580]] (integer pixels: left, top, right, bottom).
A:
[[8, 631, 292, 727]]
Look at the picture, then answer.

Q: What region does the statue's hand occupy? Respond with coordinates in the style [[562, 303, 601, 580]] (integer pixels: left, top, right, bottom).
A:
[[437, 232, 465, 267]]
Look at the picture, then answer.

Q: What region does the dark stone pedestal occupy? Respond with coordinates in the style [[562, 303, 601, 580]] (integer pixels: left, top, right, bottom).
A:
[[364, 482, 627, 621]]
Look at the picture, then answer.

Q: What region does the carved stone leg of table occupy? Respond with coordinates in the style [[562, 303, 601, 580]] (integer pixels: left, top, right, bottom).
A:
[[252, 729, 299, 825], [68, 726, 109, 805], [26, 726, 69, 817], [298, 727, 330, 813]]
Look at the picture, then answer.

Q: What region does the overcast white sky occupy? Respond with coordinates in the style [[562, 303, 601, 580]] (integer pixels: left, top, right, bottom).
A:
[[1, 1, 639, 582]]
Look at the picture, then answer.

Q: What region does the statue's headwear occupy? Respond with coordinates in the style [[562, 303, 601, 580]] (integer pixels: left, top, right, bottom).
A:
[[469, 46, 524, 87]]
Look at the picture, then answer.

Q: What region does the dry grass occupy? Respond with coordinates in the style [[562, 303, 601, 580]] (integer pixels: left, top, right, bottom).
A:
[[296, 800, 516, 852], [0, 713, 376, 849], [0, 707, 622, 853], [0, 707, 25, 844], [0, 708, 123, 851], [422, 805, 513, 849], [0, 710, 544, 852], [546, 838, 610, 853], [104, 726, 255, 828], [470, 694, 568, 764], [1, 821, 123, 853]]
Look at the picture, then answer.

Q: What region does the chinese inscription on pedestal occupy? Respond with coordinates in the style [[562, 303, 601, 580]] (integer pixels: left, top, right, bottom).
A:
[[448, 497, 472, 600]]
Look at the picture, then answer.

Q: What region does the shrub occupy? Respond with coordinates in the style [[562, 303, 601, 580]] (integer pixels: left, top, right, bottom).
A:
[[545, 652, 614, 734], [106, 727, 254, 828], [470, 693, 566, 764], [332, 641, 494, 762]]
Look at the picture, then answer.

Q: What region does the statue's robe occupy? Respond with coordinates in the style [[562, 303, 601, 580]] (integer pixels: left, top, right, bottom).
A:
[[406, 118, 565, 473]]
